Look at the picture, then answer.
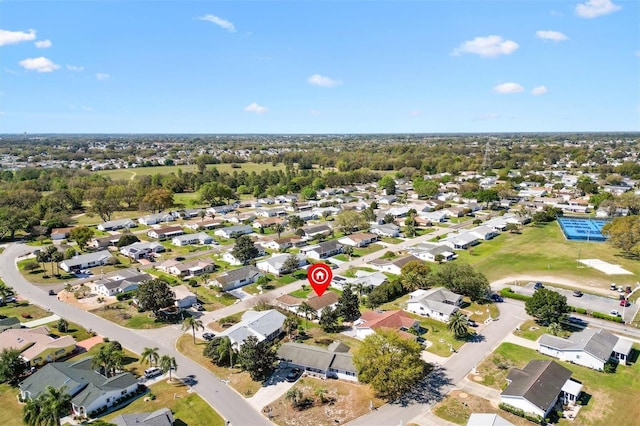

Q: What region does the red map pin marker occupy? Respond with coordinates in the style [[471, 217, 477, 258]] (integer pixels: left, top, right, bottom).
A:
[[308, 263, 333, 297]]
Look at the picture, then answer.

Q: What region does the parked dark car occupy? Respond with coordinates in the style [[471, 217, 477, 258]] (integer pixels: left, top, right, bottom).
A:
[[490, 293, 503, 302], [175, 257, 186, 261], [534, 282, 544, 290], [48, 289, 56, 296], [202, 332, 215, 341], [572, 290, 583, 297], [285, 368, 302, 382]]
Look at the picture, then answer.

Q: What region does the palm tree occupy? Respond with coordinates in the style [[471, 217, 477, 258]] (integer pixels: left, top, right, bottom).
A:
[[0, 281, 15, 302], [159, 355, 178, 382], [272, 223, 285, 239], [315, 387, 328, 403], [23, 386, 71, 426], [343, 245, 354, 261], [547, 322, 562, 336], [283, 316, 299, 339], [405, 223, 416, 237], [22, 396, 43, 426], [447, 311, 470, 339], [181, 316, 205, 344], [353, 282, 365, 301], [297, 302, 316, 330], [141, 347, 160, 367], [51, 251, 64, 276], [285, 387, 303, 408]]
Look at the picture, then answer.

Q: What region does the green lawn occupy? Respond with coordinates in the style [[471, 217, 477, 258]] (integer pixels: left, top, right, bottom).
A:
[[0, 301, 50, 321], [289, 286, 312, 298], [0, 383, 23, 426], [46, 320, 93, 341], [512, 319, 571, 341], [91, 303, 173, 329], [103, 379, 225, 426], [96, 162, 285, 180], [69, 343, 145, 376], [473, 342, 640, 426], [195, 285, 239, 310], [456, 222, 640, 289]]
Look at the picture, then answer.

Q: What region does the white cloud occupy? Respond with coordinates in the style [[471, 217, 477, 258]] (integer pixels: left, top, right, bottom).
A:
[[34, 39, 52, 48], [307, 74, 341, 88], [18, 57, 60, 73], [244, 102, 268, 114], [0, 29, 36, 46], [96, 73, 110, 80], [575, 0, 621, 18], [66, 64, 84, 72], [198, 14, 236, 32], [493, 82, 524, 94], [452, 35, 519, 57], [4, 67, 18, 75], [531, 86, 549, 95], [536, 30, 568, 42]]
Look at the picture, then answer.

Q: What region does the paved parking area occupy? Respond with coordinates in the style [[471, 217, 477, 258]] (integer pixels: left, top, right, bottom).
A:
[[246, 367, 296, 410], [513, 282, 638, 323]]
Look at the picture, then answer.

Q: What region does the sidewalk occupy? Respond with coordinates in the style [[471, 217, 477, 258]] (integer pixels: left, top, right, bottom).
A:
[[456, 377, 501, 403]]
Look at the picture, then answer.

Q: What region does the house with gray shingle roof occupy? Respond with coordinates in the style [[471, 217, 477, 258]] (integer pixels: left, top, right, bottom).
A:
[[406, 288, 463, 322], [278, 341, 358, 381], [213, 265, 263, 291], [112, 408, 174, 426], [218, 309, 285, 350], [59, 251, 113, 273], [500, 360, 582, 419], [19, 357, 138, 418], [539, 328, 633, 370], [467, 413, 514, 426]]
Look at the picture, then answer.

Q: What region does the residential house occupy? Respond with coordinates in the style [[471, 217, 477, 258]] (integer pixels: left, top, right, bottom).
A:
[[252, 217, 288, 230], [407, 243, 456, 263], [112, 408, 174, 426], [353, 310, 419, 340], [406, 288, 463, 322], [420, 210, 448, 223], [60, 251, 113, 273], [214, 225, 254, 239], [256, 253, 307, 275], [182, 217, 223, 231], [0, 326, 77, 367], [350, 271, 388, 291], [97, 219, 136, 232], [51, 227, 73, 241], [0, 317, 21, 333], [300, 240, 344, 260], [370, 223, 401, 238], [171, 232, 214, 246], [368, 255, 421, 276], [147, 226, 184, 240], [120, 242, 165, 260], [88, 235, 121, 250], [207, 204, 236, 215], [338, 232, 378, 247], [275, 292, 340, 319], [467, 414, 514, 426], [172, 285, 197, 309], [156, 259, 215, 279], [500, 360, 582, 419], [255, 208, 287, 218], [138, 213, 175, 226], [440, 232, 479, 250], [378, 195, 397, 204], [468, 225, 499, 241], [95, 270, 152, 297], [213, 265, 263, 291], [278, 341, 358, 382], [300, 224, 333, 240], [19, 357, 139, 418], [225, 212, 257, 224], [217, 309, 285, 349], [538, 328, 633, 370], [483, 217, 509, 232], [261, 236, 306, 251]]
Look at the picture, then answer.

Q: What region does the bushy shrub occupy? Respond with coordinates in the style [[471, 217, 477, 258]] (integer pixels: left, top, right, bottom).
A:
[[500, 288, 532, 301], [591, 311, 624, 323], [499, 402, 543, 424]]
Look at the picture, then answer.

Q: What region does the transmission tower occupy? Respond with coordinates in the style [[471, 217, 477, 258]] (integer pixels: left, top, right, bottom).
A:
[[482, 141, 491, 170]]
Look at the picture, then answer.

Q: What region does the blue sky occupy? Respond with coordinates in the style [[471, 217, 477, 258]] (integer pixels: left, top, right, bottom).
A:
[[1, 0, 638, 133]]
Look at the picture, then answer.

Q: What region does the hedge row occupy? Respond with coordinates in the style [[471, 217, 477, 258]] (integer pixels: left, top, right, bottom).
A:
[[591, 311, 625, 323], [500, 287, 532, 301], [499, 402, 544, 424]]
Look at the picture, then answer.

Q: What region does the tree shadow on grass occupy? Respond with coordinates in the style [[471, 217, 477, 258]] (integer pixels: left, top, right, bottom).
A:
[[393, 364, 453, 407]]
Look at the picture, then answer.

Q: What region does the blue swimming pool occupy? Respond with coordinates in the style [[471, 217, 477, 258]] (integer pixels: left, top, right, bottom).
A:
[[557, 217, 609, 242]]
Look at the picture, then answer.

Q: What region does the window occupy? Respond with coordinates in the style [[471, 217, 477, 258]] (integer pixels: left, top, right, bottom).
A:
[[121, 390, 127, 395]]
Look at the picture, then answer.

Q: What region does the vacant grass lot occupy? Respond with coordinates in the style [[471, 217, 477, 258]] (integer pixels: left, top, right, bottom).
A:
[[267, 376, 385, 426], [91, 303, 171, 329], [0, 301, 50, 321], [46, 320, 93, 341], [102, 379, 225, 426], [96, 162, 286, 180], [176, 335, 262, 397], [456, 223, 640, 289], [512, 319, 572, 341], [472, 342, 640, 426]]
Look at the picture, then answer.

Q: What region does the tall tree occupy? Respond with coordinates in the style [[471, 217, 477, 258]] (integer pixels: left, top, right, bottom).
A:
[[271, 223, 285, 239], [353, 329, 425, 399], [400, 260, 431, 292], [140, 188, 174, 213], [69, 226, 94, 250], [136, 279, 175, 316], [283, 316, 299, 339], [297, 302, 316, 329], [602, 215, 640, 255], [282, 254, 300, 274], [0, 348, 27, 384], [204, 336, 234, 367], [319, 306, 340, 333], [159, 355, 178, 382], [231, 235, 260, 264], [336, 287, 361, 322], [237, 336, 277, 381], [525, 288, 570, 325], [140, 347, 160, 367], [181, 316, 204, 345], [447, 311, 469, 339], [429, 263, 490, 301]]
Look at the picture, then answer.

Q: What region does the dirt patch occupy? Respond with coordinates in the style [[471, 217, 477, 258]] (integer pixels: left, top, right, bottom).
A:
[[59, 284, 117, 311], [472, 375, 483, 382], [267, 377, 385, 426]]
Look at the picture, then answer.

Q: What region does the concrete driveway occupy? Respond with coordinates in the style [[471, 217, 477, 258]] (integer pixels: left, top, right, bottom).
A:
[[247, 367, 296, 410]]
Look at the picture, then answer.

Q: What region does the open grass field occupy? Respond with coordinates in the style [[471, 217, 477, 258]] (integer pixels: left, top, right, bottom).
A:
[[176, 335, 262, 397], [267, 376, 385, 426], [456, 222, 640, 290], [471, 342, 640, 426], [433, 390, 530, 425], [0, 300, 50, 321], [46, 319, 94, 341], [0, 382, 24, 426], [102, 378, 225, 426], [95, 162, 286, 181], [91, 303, 172, 329]]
